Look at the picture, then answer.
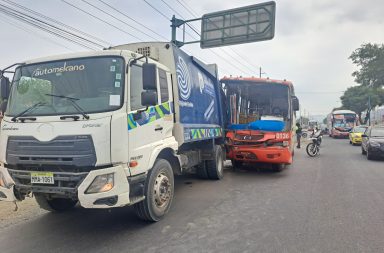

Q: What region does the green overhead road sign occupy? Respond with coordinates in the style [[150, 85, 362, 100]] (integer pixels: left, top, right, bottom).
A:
[[200, 1, 276, 49]]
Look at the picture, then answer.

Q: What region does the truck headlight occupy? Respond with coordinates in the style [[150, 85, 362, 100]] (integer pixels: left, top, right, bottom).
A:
[[85, 173, 114, 194]]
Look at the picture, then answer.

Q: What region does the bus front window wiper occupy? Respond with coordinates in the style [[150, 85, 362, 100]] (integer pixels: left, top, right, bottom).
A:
[[11, 102, 46, 122], [45, 93, 90, 120]]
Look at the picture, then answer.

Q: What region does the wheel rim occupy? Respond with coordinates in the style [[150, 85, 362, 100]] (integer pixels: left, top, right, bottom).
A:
[[153, 172, 172, 208]]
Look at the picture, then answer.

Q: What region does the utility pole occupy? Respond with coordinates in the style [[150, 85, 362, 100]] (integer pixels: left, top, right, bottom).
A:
[[259, 67, 266, 78]]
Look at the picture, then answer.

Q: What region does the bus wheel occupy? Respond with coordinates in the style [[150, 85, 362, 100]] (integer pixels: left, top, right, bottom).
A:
[[134, 159, 174, 222], [232, 160, 243, 169], [272, 164, 285, 172]]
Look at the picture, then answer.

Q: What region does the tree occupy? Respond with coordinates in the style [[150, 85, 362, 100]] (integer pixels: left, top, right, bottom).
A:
[[349, 43, 384, 88], [322, 117, 327, 124], [340, 85, 384, 122]]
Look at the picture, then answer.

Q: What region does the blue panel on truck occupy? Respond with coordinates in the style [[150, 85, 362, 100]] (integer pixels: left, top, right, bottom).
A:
[[173, 48, 221, 126]]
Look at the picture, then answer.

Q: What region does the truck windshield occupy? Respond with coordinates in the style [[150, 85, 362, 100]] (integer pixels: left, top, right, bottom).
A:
[[6, 56, 124, 117]]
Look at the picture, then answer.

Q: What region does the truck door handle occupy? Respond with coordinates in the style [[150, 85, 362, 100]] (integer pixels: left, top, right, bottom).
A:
[[155, 127, 163, 131]]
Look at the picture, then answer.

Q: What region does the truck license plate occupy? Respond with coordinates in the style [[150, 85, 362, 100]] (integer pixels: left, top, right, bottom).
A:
[[31, 172, 54, 184]]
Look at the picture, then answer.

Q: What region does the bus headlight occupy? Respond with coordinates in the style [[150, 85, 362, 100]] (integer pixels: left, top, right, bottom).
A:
[[85, 173, 114, 194]]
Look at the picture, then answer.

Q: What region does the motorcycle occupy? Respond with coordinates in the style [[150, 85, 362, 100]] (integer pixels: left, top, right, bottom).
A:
[[306, 130, 323, 157]]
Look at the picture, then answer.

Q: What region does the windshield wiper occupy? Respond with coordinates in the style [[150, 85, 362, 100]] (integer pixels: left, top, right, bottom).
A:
[[45, 93, 89, 120], [11, 102, 45, 122]]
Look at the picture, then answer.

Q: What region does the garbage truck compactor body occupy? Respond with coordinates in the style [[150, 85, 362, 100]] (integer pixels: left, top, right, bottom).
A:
[[0, 42, 225, 221]]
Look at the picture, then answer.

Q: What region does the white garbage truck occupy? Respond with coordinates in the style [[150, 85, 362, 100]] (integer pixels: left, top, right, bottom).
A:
[[0, 42, 225, 221]]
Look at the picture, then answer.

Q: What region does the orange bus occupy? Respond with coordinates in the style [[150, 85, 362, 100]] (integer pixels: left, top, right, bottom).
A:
[[221, 77, 299, 171]]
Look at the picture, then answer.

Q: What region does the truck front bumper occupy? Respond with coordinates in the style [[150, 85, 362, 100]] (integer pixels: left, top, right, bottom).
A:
[[78, 165, 130, 208], [0, 165, 139, 209]]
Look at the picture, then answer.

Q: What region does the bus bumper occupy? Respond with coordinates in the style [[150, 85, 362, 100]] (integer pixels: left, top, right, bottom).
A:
[[227, 146, 292, 164]]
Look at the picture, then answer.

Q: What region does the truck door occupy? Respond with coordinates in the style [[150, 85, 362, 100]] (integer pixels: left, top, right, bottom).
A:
[[128, 65, 173, 175]]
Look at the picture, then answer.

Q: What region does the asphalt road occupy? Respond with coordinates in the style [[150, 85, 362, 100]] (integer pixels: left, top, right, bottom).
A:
[[1, 136, 384, 253]]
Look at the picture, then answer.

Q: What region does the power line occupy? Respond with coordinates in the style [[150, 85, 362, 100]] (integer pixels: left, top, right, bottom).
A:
[[80, 0, 159, 41], [158, 0, 254, 76], [141, 0, 235, 74], [61, 0, 144, 42], [172, 0, 265, 76], [97, 0, 168, 41], [1, 0, 110, 47], [143, 0, 169, 20], [296, 91, 345, 94], [0, 4, 99, 50], [0, 13, 75, 51], [175, 0, 198, 17]]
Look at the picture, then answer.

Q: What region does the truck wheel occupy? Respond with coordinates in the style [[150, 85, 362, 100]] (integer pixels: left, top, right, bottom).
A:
[[35, 194, 77, 212], [206, 145, 224, 180], [134, 159, 174, 222]]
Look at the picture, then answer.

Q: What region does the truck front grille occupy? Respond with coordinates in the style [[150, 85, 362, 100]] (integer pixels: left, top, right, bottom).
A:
[[6, 135, 97, 167]]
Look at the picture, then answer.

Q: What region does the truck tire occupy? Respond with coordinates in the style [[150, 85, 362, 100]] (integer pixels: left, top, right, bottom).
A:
[[134, 159, 174, 222], [35, 194, 77, 212], [206, 145, 224, 180]]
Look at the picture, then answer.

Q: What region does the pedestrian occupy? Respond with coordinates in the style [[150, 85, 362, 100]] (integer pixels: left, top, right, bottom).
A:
[[296, 122, 302, 148]]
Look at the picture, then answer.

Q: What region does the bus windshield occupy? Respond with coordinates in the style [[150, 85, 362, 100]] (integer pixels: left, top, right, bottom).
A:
[[6, 56, 125, 117], [224, 81, 292, 130]]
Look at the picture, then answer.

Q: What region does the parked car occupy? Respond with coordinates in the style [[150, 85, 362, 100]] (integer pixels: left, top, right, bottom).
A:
[[361, 126, 384, 160], [349, 125, 368, 145]]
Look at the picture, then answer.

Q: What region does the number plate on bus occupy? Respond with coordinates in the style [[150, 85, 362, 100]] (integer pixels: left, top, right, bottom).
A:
[[31, 172, 54, 184]]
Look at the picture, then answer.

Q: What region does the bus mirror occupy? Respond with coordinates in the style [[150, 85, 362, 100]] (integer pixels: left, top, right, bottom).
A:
[[142, 63, 157, 90], [0, 76, 10, 100], [292, 96, 299, 111]]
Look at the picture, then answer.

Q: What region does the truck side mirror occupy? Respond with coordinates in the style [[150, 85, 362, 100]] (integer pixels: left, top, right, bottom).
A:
[[292, 96, 299, 111], [0, 77, 10, 100], [141, 90, 157, 107], [142, 63, 157, 90]]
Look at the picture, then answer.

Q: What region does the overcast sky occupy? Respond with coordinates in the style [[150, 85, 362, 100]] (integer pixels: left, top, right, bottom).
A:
[[1, 0, 384, 117]]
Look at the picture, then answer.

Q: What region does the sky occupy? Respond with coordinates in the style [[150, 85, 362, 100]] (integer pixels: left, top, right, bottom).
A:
[[1, 0, 384, 118]]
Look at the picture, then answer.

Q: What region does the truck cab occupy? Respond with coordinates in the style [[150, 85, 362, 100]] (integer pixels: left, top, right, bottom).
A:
[[0, 43, 225, 221]]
